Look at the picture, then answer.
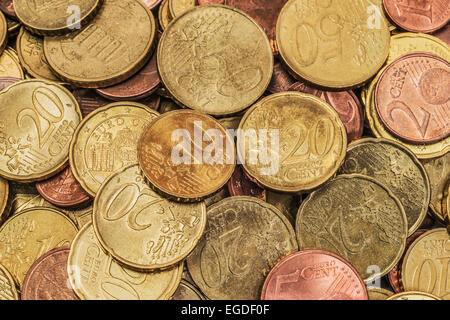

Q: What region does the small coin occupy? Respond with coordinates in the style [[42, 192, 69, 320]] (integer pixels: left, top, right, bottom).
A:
[[0, 177, 9, 224], [387, 291, 442, 300], [367, 287, 394, 300], [158, 0, 172, 30], [72, 89, 111, 118], [0, 262, 19, 300], [261, 250, 368, 300], [21, 247, 78, 300], [267, 62, 295, 94], [228, 165, 266, 200], [170, 280, 205, 300], [0, 0, 15, 19], [169, 0, 195, 18], [68, 222, 182, 300], [0, 48, 24, 79]]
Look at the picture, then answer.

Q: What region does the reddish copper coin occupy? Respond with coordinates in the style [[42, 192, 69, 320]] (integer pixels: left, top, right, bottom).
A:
[[267, 62, 295, 94], [0, 0, 16, 19], [36, 167, 91, 207], [383, 0, 450, 33], [261, 250, 368, 300], [228, 165, 266, 200], [72, 88, 110, 118], [432, 24, 450, 45], [0, 77, 21, 90], [375, 52, 450, 144], [142, 0, 163, 10], [21, 247, 79, 300], [138, 93, 161, 111]]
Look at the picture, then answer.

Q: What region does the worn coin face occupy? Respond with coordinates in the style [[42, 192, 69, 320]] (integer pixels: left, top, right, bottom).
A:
[[187, 196, 298, 300], [44, 0, 157, 88], [387, 291, 442, 300], [296, 174, 408, 283], [171, 280, 205, 300], [68, 223, 182, 300], [0, 207, 78, 286], [0, 48, 25, 79], [70, 102, 159, 196], [0, 80, 82, 182], [158, 5, 273, 115], [238, 92, 347, 193], [367, 287, 394, 300], [169, 0, 195, 18], [0, 177, 8, 223], [277, 0, 390, 88], [0, 262, 19, 300]]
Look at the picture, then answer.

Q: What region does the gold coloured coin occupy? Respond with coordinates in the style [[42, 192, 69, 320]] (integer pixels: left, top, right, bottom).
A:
[[6, 17, 20, 37], [0, 48, 25, 79], [68, 223, 182, 300], [138, 110, 235, 202], [0, 177, 9, 224], [187, 196, 298, 300], [367, 287, 394, 300], [0, 11, 7, 57], [0, 80, 81, 182], [238, 92, 347, 193], [158, 5, 273, 115], [158, 0, 172, 30], [0, 207, 78, 286], [93, 164, 206, 270], [402, 228, 450, 300], [169, 0, 195, 18], [171, 280, 205, 300], [0, 262, 19, 299], [387, 291, 442, 300], [276, 0, 390, 88], [296, 174, 408, 283], [70, 102, 159, 196], [13, 0, 102, 36], [44, 0, 157, 88]]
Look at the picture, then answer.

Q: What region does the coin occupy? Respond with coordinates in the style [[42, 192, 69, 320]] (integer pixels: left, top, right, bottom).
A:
[[0, 77, 21, 91], [158, 0, 171, 30], [0, 12, 7, 55], [0, 207, 78, 286], [138, 110, 235, 201], [142, 0, 163, 10], [0, 48, 24, 79], [0, 262, 18, 299], [375, 52, 449, 144], [383, 0, 449, 34], [0, 80, 82, 182], [387, 291, 442, 300], [68, 222, 182, 300], [228, 165, 266, 200], [276, 0, 390, 89], [70, 102, 159, 196], [266, 190, 300, 225], [367, 287, 394, 300], [433, 25, 450, 45], [13, 0, 103, 35], [169, 0, 195, 18], [238, 92, 347, 193], [267, 62, 295, 94], [72, 89, 110, 117], [218, 116, 242, 131], [44, 0, 157, 88], [0, 177, 9, 224], [6, 17, 19, 37], [0, 0, 15, 19], [261, 250, 368, 300], [203, 187, 228, 208], [159, 98, 181, 114], [296, 174, 408, 283], [21, 247, 78, 300], [171, 280, 205, 300], [157, 5, 273, 115], [187, 196, 298, 300]]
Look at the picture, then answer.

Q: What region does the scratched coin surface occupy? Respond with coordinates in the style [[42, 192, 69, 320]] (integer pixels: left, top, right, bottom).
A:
[[138, 110, 235, 201], [44, 0, 157, 88], [0, 80, 82, 182], [367, 287, 394, 300], [0, 207, 77, 286], [340, 138, 430, 236], [68, 223, 182, 300], [261, 250, 368, 300], [0, 48, 25, 79], [277, 0, 390, 88], [93, 165, 206, 270], [21, 247, 78, 300], [170, 280, 204, 300], [70, 102, 159, 196], [296, 174, 408, 283], [158, 5, 273, 115], [169, 0, 196, 18], [0, 177, 8, 224], [0, 262, 18, 300], [387, 291, 442, 300], [238, 92, 347, 193], [187, 196, 298, 300]]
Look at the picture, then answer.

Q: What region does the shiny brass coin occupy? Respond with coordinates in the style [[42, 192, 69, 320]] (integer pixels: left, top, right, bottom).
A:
[[0, 80, 81, 182], [68, 222, 182, 300], [16, 28, 59, 81], [276, 0, 390, 89], [0, 262, 19, 299], [0, 207, 78, 286], [0, 48, 25, 79], [171, 280, 205, 300], [169, 0, 195, 18], [367, 287, 394, 300], [0, 177, 9, 224], [158, 5, 273, 115], [402, 228, 450, 299], [296, 174, 408, 283], [93, 164, 206, 270], [238, 92, 347, 193], [387, 291, 442, 300], [70, 102, 159, 196], [13, 0, 102, 36], [0, 11, 7, 56], [44, 0, 157, 88], [138, 110, 235, 201], [158, 0, 172, 31], [187, 196, 298, 300], [340, 138, 430, 236]]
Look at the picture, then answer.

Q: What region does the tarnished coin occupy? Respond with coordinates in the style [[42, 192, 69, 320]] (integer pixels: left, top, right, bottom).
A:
[[44, 0, 157, 88], [159, 98, 181, 114], [218, 116, 242, 131], [267, 62, 295, 94], [261, 250, 368, 300], [169, 0, 195, 18], [68, 223, 182, 300], [0, 177, 9, 224], [228, 165, 266, 200], [402, 228, 450, 299], [6, 17, 19, 37], [266, 190, 300, 225], [158, 5, 273, 115], [13, 0, 102, 35], [138, 110, 235, 201], [276, 0, 390, 88], [21, 247, 78, 300], [387, 291, 442, 300], [0, 11, 7, 56], [0, 0, 15, 19], [0, 207, 78, 286], [171, 280, 205, 300], [158, 0, 172, 30], [70, 102, 159, 196], [187, 196, 298, 300], [367, 287, 394, 300], [296, 174, 408, 283], [238, 92, 347, 193], [0, 48, 25, 79], [72, 89, 110, 117], [0, 80, 82, 182], [0, 262, 18, 300], [433, 25, 450, 45]]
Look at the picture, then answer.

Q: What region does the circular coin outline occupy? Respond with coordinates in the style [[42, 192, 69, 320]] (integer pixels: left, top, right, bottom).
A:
[[386, 291, 442, 300], [0, 262, 19, 300]]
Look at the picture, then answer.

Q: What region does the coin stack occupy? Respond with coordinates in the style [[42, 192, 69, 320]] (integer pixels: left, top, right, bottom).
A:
[[0, 0, 447, 301]]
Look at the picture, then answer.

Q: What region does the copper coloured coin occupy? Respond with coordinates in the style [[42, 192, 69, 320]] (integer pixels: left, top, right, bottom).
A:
[[433, 24, 450, 45], [72, 88, 110, 118], [228, 165, 266, 200], [383, 0, 449, 33], [142, 0, 163, 10], [36, 167, 91, 207], [21, 247, 79, 300], [0, 0, 15, 19], [375, 52, 450, 144], [267, 62, 295, 94], [261, 250, 368, 300], [0, 77, 21, 90]]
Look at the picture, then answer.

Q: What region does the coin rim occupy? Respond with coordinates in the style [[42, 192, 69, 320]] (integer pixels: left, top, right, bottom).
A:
[[367, 286, 394, 300], [171, 279, 206, 300], [0, 11, 7, 57], [386, 291, 443, 300], [1, 47, 25, 79], [0, 177, 8, 221], [158, 0, 171, 31], [168, 0, 196, 19], [0, 262, 19, 299]]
